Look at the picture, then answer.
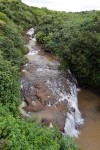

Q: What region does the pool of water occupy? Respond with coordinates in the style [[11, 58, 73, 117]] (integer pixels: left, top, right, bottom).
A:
[[76, 89, 100, 150]]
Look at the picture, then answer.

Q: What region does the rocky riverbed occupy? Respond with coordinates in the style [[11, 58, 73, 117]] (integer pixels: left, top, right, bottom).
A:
[[19, 28, 84, 137]]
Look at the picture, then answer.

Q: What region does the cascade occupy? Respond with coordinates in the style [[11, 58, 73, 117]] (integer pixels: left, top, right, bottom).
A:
[[20, 28, 84, 137]]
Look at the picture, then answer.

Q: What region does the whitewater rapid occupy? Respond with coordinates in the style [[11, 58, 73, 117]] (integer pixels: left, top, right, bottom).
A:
[[20, 28, 84, 137]]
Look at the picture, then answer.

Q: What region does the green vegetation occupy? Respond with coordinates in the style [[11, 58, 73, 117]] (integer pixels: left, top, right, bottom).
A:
[[36, 11, 100, 88], [0, 107, 79, 150], [0, 0, 79, 149], [0, 107, 59, 150], [1, 0, 99, 149], [0, 0, 37, 29]]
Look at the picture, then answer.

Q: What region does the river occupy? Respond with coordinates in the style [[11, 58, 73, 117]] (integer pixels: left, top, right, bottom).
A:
[[20, 28, 83, 137], [76, 89, 100, 150], [20, 28, 100, 149]]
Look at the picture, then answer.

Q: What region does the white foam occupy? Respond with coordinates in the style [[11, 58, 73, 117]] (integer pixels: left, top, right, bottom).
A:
[[20, 84, 23, 89], [64, 113, 80, 137], [77, 88, 81, 92], [26, 37, 38, 56], [37, 68, 43, 72], [48, 101, 52, 107], [64, 85, 84, 137], [19, 101, 29, 117], [28, 51, 38, 55], [24, 63, 28, 67], [22, 69, 26, 72], [26, 28, 34, 36], [46, 79, 84, 137]]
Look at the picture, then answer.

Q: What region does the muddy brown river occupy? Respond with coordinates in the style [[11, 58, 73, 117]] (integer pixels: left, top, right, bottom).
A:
[[76, 89, 100, 150]]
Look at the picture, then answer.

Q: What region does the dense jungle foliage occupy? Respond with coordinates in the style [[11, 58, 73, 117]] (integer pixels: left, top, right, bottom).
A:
[[0, 0, 80, 149], [36, 11, 100, 89]]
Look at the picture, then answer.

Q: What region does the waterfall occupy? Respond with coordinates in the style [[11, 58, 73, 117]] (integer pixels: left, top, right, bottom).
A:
[[20, 28, 84, 138], [64, 84, 84, 137]]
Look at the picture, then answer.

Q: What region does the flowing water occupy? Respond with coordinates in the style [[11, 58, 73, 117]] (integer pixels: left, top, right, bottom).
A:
[[20, 28, 100, 149], [76, 89, 100, 150], [20, 28, 100, 148], [20, 28, 83, 137]]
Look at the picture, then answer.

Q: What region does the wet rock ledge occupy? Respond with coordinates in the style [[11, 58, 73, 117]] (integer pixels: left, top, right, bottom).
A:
[[19, 28, 83, 137]]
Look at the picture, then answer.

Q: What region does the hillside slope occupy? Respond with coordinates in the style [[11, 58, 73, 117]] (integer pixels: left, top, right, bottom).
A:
[[0, 0, 79, 149]]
